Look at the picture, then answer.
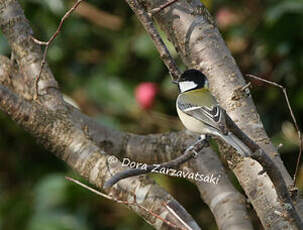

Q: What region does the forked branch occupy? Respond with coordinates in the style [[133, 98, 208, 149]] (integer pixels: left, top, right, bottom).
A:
[[31, 0, 84, 99]]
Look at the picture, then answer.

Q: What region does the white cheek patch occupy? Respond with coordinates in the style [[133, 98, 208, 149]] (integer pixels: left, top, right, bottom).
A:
[[179, 81, 198, 92]]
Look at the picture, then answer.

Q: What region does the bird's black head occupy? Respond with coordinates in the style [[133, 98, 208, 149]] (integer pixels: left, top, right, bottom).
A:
[[178, 69, 208, 93]]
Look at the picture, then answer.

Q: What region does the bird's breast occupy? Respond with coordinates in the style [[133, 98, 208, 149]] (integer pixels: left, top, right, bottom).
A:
[[176, 106, 205, 134]]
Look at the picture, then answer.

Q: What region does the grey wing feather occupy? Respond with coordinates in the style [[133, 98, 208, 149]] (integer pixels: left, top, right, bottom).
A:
[[178, 101, 228, 135]]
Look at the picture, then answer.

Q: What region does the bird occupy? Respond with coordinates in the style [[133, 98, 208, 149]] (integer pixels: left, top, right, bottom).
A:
[[103, 69, 251, 189], [176, 69, 250, 156]]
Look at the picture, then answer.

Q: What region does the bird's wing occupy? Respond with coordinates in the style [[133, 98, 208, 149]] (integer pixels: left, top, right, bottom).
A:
[[177, 92, 228, 134], [183, 105, 228, 135]]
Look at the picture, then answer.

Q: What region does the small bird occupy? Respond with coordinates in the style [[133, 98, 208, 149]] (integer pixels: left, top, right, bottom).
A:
[[103, 69, 250, 189], [176, 69, 250, 156]]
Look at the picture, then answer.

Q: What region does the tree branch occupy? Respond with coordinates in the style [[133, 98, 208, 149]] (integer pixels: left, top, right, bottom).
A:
[[0, 1, 292, 228], [135, 0, 303, 228], [0, 55, 254, 229], [225, 115, 303, 229], [0, 0, 261, 227], [189, 147, 254, 230], [103, 136, 209, 188], [66, 177, 189, 230], [0, 84, 201, 230], [31, 0, 84, 99], [0, 0, 64, 110], [125, 0, 181, 81]]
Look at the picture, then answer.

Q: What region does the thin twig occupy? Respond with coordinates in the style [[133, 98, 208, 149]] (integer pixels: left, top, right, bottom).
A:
[[103, 136, 209, 188], [163, 202, 193, 230], [31, 0, 84, 99], [125, 0, 181, 81], [246, 74, 302, 186], [148, 0, 179, 16], [65, 176, 188, 230]]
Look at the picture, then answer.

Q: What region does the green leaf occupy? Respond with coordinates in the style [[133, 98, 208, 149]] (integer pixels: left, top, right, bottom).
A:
[[265, 1, 303, 25]]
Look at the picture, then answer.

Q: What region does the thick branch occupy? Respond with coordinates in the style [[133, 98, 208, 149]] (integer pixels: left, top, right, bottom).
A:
[[0, 1, 260, 227], [0, 0, 276, 228], [137, 0, 303, 228], [190, 147, 254, 230], [0, 56, 253, 229], [0, 84, 201, 230]]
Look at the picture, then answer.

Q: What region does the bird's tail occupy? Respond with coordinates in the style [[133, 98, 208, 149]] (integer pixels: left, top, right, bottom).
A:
[[217, 132, 251, 156]]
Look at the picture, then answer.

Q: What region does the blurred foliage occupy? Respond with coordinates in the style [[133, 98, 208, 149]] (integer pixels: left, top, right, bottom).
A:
[[0, 0, 302, 229]]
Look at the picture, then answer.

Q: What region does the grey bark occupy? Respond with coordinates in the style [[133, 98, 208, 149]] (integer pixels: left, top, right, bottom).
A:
[[0, 0, 252, 229], [0, 1, 200, 229], [136, 0, 303, 229], [1, 0, 301, 229]]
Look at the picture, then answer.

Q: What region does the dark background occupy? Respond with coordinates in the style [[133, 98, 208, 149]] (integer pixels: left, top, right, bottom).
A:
[[0, 0, 302, 229]]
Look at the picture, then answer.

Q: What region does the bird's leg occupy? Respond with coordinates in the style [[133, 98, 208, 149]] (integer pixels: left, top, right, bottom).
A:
[[200, 134, 211, 143], [188, 134, 210, 158]]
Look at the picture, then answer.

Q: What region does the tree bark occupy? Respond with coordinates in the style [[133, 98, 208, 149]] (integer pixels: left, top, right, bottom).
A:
[[0, 0, 301, 229], [135, 0, 303, 229]]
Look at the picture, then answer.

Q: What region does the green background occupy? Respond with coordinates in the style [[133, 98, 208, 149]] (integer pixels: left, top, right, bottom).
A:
[[0, 0, 302, 229]]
